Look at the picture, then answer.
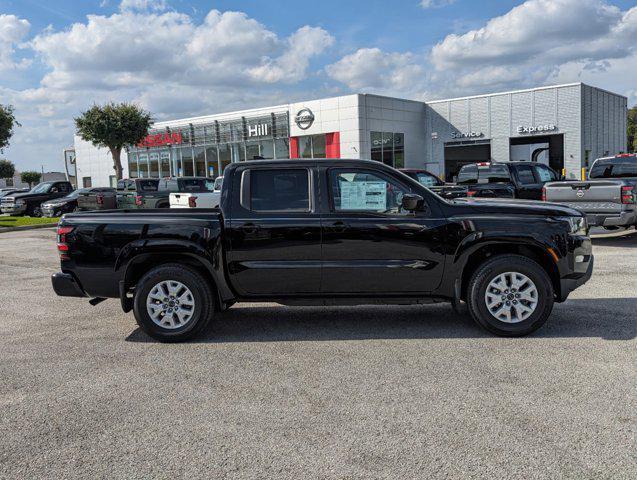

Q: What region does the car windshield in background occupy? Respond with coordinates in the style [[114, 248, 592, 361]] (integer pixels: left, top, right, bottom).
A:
[[138, 180, 159, 192], [589, 160, 637, 178], [30, 183, 53, 194], [66, 188, 89, 199], [178, 179, 215, 192], [457, 164, 511, 184]]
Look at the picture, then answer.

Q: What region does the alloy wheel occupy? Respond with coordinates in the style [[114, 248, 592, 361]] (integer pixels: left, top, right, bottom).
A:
[[146, 280, 195, 329], [484, 271, 538, 323]]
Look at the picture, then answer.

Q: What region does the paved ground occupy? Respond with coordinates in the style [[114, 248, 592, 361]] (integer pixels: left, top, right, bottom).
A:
[[0, 228, 635, 479]]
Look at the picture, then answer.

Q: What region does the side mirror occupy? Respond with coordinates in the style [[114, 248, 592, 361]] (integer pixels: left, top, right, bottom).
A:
[[401, 193, 424, 211]]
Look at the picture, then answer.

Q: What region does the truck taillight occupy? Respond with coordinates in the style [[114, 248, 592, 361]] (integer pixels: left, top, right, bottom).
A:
[[466, 190, 477, 197], [135, 195, 143, 206], [188, 196, 197, 208], [621, 186, 635, 204], [57, 225, 75, 260], [96, 194, 104, 205], [541, 186, 547, 202]]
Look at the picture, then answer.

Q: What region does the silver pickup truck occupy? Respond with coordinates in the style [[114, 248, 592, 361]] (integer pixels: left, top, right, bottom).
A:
[[543, 154, 637, 228]]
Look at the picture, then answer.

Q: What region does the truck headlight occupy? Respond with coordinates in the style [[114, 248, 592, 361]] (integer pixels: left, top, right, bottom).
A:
[[558, 216, 588, 235], [15, 199, 25, 206]]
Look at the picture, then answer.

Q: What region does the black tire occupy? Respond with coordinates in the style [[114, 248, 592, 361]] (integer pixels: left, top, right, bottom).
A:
[[133, 263, 215, 342], [467, 254, 554, 337], [28, 205, 43, 217]]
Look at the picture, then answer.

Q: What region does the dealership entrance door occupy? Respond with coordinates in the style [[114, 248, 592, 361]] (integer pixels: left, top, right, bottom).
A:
[[444, 141, 491, 181], [510, 134, 564, 174]]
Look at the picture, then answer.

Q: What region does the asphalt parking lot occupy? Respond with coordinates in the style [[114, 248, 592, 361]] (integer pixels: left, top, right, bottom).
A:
[[0, 228, 635, 479]]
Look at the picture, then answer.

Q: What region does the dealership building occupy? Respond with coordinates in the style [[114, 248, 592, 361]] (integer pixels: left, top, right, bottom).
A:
[[74, 82, 628, 187]]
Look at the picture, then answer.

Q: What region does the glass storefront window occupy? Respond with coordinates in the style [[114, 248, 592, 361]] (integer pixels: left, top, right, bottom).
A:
[[149, 152, 160, 177], [181, 147, 194, 176], [160, 151, 171, 177], [205, 146, 218, 177], [312, 134, 326, 158], [370, 131, 405, 168], [299, 136, 313, 158], [129, 153, 138, 178], [194, 147, 206, 177], [218, 144, 231, 175], [260, 139, 274, 159], [275, 138, 289, 159], [245, 140, 261, 160], [172, 148, 182, 176], [138, 153, 149, 177]]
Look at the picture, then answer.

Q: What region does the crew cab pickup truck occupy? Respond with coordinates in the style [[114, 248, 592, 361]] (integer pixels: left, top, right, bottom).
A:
[[456, 162, 561, 200], [1, 181, 74, 217], [543, 154, 637, 228], [170, 177, 221, 209], [399, 169, 467, 199], [52, 159, 593, 342]]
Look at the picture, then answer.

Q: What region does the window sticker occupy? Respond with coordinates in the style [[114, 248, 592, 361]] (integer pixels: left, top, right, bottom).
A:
[[339, 181, 387, 210]]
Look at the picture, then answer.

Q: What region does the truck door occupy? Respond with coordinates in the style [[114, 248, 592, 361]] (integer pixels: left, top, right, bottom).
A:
[[226, 166, 322, 296], [320, 167, 446, 294], [514, 164, 542, 200]]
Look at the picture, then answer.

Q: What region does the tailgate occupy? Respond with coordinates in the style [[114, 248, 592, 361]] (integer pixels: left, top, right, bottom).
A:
[[77, 193, 97, 210], [544, 181, 623, 213]]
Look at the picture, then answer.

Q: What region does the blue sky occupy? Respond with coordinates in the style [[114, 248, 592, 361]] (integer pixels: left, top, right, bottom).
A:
[[1, 0, 636, 172]]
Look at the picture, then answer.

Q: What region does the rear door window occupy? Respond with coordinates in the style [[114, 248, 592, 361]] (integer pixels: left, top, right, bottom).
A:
[[415, 172, 441, 187], [515, 165, 537, 185], [249, 169, 310, 212]]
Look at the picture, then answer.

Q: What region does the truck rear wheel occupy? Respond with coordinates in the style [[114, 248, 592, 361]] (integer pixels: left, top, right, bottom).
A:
[[467, 254, 554, 336], [133, 263, 215, 342]]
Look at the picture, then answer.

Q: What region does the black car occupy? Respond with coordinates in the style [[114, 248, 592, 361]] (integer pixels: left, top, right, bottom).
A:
[[40, 187, 116, 217], [52, 159, 592, 342], [0, 181, 74, 217], [456, 162, 561, 200]]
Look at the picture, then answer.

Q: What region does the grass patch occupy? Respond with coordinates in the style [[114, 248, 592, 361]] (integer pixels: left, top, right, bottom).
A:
[[0, 216, 60, 228]]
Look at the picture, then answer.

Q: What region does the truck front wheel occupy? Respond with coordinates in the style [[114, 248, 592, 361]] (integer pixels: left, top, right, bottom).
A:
[[133, 264, 215, 342], [467, 255, 554, 336]]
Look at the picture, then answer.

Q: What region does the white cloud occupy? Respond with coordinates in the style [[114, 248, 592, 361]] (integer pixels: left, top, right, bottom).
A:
[[0, 14, 31, 70], [326, 48, 425, 95], [119, 0, 167, 12], [420, 0, 456, 8]]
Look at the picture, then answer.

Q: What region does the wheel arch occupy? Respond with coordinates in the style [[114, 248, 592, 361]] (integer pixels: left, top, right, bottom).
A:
[[459, 242, 561, 302]]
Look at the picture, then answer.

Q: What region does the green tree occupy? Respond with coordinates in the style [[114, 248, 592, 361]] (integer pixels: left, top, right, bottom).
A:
[[0, 104, 21, 152], [628, 105, 636, 153], [21, 171, 41, 187], [75, 102, 152, 180], [0, 159, 15, 180]]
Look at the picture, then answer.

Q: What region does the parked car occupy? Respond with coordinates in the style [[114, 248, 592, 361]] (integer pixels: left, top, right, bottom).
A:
[[52, 159, 593, 342], [543, 154, 637, 228], [0, 181, 74, 216], [170, 176, 222, 209], [456, 162, 561, 200], [41, 187, 116, 217], [116, 177, 211, 209], [399, 169, 467, 199], [76, 188, 117, 212]]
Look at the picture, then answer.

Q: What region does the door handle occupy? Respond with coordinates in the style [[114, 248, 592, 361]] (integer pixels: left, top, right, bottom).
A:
[[241, 223, 260, 234], [331, 221, 348, 233]]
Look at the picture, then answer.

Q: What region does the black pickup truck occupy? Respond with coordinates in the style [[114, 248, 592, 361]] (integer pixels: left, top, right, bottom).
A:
[[52, 159, 593, 341], [456, 162, 561, 200], [0, 181, 74, 217]]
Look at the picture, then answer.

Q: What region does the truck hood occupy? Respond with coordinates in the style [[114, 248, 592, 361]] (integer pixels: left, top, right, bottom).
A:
[[451, 197, 582, 217], [6, 191, 44, 201], [43, 197, 72, 206]]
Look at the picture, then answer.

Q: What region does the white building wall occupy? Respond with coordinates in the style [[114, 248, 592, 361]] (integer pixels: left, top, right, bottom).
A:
[[74, 136, 128, 187]]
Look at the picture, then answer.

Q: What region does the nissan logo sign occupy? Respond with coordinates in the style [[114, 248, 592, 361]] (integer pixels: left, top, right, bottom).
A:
[[295, 108, 315, 130]]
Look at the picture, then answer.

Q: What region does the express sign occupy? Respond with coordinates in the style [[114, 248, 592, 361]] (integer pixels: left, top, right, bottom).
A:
[[137, 131, 183, 147]]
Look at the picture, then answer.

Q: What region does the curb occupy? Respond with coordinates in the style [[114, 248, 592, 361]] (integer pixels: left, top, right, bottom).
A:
[[0, 223, 58, 233]]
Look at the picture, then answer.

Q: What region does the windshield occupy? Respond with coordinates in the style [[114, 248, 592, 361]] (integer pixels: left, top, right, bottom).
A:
[[65, 188, 88, 199], [457, 164, 511, 184], [30, 182, 53, 194], [589, 159, 637, 178]]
